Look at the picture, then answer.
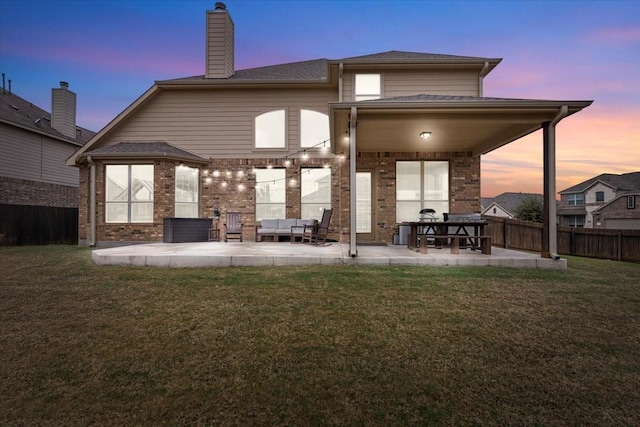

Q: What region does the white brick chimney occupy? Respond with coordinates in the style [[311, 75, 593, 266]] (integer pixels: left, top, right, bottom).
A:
[[51, 81, 77, 139], [206, 2, 234, 79]]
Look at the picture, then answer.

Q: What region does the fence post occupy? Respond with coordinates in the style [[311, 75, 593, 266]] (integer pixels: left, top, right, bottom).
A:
[[503, 220, 508, 248], [617, 232, 622, 262], [570, 229, 574, 256]]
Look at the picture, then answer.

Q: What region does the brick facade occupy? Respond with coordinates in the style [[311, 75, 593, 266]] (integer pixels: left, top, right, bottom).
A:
[[80, 151, 480, 246], [0, 176, 78, 208]]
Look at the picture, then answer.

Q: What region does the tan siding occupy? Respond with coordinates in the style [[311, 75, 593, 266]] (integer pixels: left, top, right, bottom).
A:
[[0, 123, 78, 186], [107, 88, 339, 158], [206, 10, 234, 78], [343, 69, 479, 101]]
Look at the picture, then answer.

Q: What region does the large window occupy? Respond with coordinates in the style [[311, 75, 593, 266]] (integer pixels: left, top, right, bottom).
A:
[[105, 164, 154, 223], [301, 168, 331, 220], [300, 109, 330, 148], [568, 193, 584, 206], [566, 215, 585, 228], [255, 110, 285, 148], [255, 168, 286, 220], [355, 74, 381, 101], [175, 165, 199, 218], [396, 161, 449, 223]]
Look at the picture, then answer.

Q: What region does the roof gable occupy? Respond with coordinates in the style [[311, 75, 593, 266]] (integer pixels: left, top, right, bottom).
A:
[[560, 172, 640, 194]]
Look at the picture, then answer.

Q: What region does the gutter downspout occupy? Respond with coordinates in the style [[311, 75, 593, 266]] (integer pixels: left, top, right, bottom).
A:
[[349, 107, 358, 257], [338, 63, 344, 102], [543, 105, 568, 260], [478, 61, 490, 97], [87, 156, 96, 247]]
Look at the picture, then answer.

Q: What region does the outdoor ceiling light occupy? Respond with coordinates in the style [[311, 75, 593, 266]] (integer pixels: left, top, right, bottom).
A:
[[420, 132, 432, 140]]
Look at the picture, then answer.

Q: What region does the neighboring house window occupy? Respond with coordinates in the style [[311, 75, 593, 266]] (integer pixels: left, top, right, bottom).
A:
[[301, 168, 331, 219], [493, 207, 497, 214], [566, 215, 585, 228], [175, 165, 199, 218], [568, 193, 584, 206], [105, 164, 154, 223], [255, 168, 286, 220], [255, 110, 286, 148], [396, 161, 449, 223], [300, 109, 330, 148], [629, 196, 636, 209], [595, 191, 604, 202], [355, 74, 381, 101]]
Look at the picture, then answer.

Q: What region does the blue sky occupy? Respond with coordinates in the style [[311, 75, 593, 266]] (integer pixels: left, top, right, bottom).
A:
[[1, 0, 638, 196]]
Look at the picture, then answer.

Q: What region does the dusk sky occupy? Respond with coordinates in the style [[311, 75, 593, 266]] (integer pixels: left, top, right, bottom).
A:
[[1, 0, 638, 197]]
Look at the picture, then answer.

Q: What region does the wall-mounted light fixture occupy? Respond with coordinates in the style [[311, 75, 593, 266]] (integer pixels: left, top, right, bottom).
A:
[[420, 132, 432, 140]]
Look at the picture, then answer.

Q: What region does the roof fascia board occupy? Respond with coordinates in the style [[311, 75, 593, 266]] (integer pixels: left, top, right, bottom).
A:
[[78, 152, 210, 165], [330, 99, 592, 112], [66, 85, 159, 166], [155, 79, 335, 89]]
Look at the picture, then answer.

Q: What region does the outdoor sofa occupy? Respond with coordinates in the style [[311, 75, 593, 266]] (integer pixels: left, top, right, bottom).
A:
[[255, 218, 317, 242]]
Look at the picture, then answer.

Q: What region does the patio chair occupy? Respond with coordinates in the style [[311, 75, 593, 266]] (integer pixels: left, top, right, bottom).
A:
[[224, 211, 244, 242], [302, 208, 333, 245]]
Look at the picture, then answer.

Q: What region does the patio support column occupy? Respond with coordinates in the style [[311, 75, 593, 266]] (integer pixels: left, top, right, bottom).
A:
[[542, 106, 568, 259], [349, 107, 358, 257]]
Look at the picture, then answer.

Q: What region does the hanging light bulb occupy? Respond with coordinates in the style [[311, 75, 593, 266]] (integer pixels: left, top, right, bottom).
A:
[[284, 158, 291, 167], [302, 151, 308, 160], [237, 170, 244, 178], [213, 170, 220, 177]]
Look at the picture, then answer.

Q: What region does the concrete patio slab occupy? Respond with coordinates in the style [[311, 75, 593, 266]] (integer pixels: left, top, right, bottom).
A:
[[91, 242, 566, 270]]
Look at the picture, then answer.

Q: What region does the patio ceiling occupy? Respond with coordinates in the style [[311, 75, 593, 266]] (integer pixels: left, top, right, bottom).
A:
[[330, 97, 592, 156]]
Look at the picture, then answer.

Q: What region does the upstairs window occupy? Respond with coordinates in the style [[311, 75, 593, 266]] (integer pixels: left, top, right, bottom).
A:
[[300, 109, 330, 148], [355, 74, 381, 101], [105, 164, 154, 223], [255, 110, 285, 148], [568, 193, 584, 206], [595, 191, 605, 202], [255, 168, 286, 220], [629, 196, 636, 209], [175, 165, 199, 218]]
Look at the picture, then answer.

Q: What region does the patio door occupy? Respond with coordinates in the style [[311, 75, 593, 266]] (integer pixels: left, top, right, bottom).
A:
[[356, 171, 375, 242]]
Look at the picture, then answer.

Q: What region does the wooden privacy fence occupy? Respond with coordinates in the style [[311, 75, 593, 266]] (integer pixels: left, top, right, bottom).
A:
[[0, 204, 78, 246], [484, 217, 640, 263]]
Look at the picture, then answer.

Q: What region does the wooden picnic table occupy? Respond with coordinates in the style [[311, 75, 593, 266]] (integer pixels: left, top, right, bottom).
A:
[[402, 220, 489, 252]]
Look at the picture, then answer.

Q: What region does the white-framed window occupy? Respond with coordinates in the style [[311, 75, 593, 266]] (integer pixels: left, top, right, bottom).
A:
[[255, 110, 286, 148], [105, 164, 154, 223], [355, 74, 381, 101], [300, 109, 330, 148], [396, 161, 449, 223], [255, 168, 286, 220], [175, 165, 199, 218], [566, 215, 585, 228], [568, 193, 584, 206], [628, 196, 636, 209], [301, 168, 331, 220]]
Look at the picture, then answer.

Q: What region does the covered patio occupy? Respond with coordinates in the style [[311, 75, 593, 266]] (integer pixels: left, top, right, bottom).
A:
[[330, 95, 592, 259], [92, 241, 566, 269]]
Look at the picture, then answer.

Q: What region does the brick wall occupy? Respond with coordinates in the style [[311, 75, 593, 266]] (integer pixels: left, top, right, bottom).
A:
[[0, 176, 78, 208], [78, 151, 480, 245]]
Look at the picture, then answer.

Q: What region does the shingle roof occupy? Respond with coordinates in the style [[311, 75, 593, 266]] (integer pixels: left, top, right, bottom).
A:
[[159, 50, 499, 84], [0, 91, 95, 145], [559, 172, 640, 194], [82, 142, 210, 163], [338, 50, 495, 62], [367, 94, 546, 103], [482, 192, 543, 216]]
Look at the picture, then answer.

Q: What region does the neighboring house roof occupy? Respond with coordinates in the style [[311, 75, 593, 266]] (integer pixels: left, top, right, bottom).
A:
[[0, 90, 95, 146], [81, 141, 210, 164], [481, 192, 543, 217], [592, 192, 640, 213], [559, 172, 640, 194]]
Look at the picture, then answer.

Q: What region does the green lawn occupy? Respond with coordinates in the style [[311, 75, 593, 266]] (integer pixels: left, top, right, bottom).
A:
[[1, 245, 639, 426]]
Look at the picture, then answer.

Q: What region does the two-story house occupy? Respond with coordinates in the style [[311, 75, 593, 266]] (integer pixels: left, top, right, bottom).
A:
[[67, 3, 591, 258], [1, 80, 95, 244], [558, 172, 640, 229]]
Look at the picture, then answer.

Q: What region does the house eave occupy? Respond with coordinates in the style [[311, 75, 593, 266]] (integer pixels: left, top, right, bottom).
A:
[[1, 118, 84, 147]]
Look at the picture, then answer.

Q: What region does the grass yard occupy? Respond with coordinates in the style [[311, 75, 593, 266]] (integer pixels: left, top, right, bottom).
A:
[[1, 245, 639, 426]]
